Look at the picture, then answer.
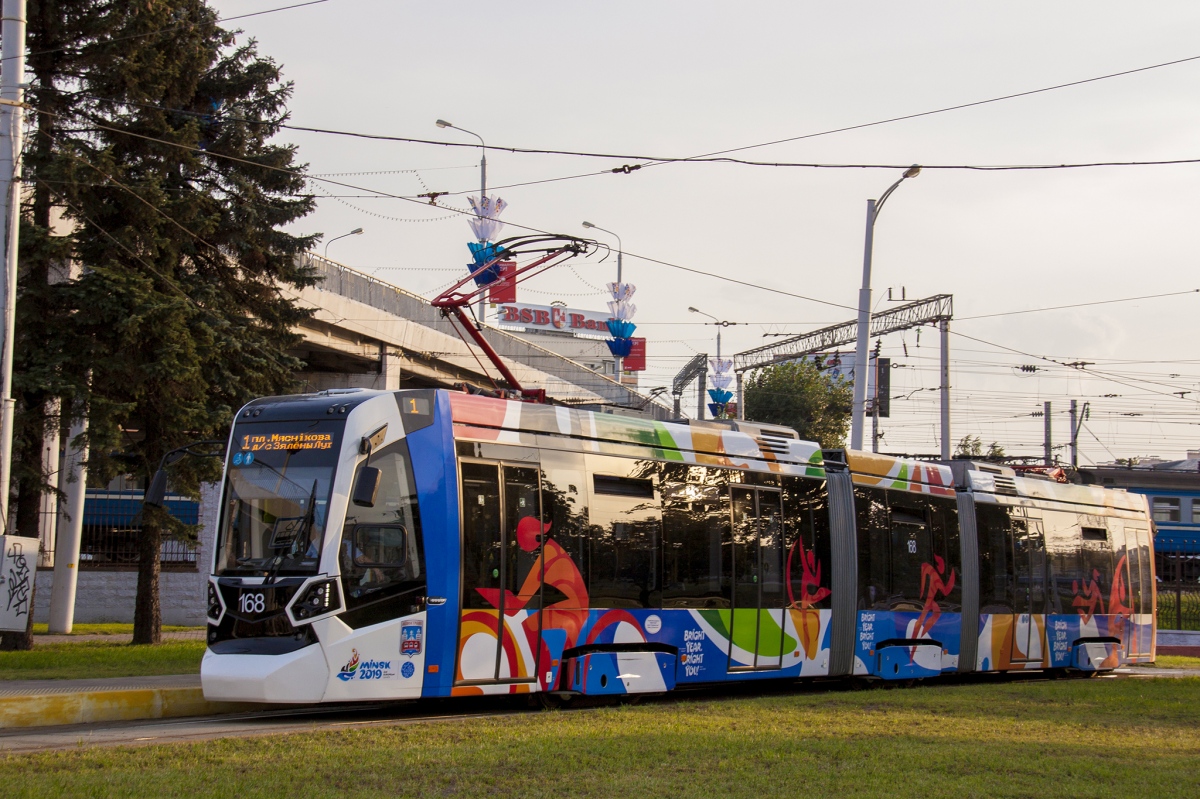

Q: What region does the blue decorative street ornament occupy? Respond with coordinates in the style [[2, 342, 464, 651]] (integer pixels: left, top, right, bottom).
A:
[[707, 357, 734, 418], [605, 338, 634, 357], [606, 282, 637, 375], [465, 196, 507, 286], [467, 241, 506, 286]]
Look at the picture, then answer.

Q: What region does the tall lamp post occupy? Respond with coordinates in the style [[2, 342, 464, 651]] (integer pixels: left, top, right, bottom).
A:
[[689, 306, 737, 420], [437, 119, 488, 321], [323, 227, 363, 260], [582, 221, 624, 375], [849, 165, 921, 451]]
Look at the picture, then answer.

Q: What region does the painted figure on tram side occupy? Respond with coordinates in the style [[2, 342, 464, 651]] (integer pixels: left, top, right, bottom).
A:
[[786, 539, 830, 659], [914, 554, 956, 640], [1072, 569, 1104, 623], [477, 516, 590, 649]]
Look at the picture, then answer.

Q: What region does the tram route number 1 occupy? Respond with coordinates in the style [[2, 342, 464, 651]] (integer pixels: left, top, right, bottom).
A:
[[239, 592, 266, 614]]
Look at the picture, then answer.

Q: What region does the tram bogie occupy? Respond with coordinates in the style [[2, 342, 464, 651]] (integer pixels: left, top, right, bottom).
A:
[[201, 388, 1156, 704]]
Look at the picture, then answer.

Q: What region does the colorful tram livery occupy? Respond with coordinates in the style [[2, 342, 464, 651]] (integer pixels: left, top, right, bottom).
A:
[[201, 389, 1156, 704]]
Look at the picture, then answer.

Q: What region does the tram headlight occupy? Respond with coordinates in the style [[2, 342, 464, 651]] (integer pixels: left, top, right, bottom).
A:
[[288, 578, 343, 624], [207, 581, 224, 623]]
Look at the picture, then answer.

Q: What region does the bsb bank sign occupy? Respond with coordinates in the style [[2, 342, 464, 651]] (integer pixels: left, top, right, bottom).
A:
[[496, 302, 612, 335]]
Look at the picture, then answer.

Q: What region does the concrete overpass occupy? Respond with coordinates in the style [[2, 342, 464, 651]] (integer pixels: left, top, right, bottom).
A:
[[290, 254, 670, 418]]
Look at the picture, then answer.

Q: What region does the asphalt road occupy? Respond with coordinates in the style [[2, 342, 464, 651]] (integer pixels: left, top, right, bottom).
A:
[[2, 667, 1195, 754]]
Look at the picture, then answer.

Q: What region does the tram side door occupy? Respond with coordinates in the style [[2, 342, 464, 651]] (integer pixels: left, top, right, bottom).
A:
[[457, 461, 543, 685], [1010, 517, 1046, 663], [728, 486, 786, 671]]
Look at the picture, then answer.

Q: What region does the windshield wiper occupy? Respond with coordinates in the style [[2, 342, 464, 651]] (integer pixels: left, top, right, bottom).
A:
[[264, 479, 318, 585]]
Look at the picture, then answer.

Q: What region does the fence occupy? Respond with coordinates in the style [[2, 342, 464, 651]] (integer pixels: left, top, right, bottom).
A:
[[1157, 550, 1200, 631], [41, 490, 202, 571]]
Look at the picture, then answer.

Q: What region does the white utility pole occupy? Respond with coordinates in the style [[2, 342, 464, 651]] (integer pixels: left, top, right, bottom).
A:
[[940, 319, 951, 460], [0, 0, 26, 531], [850, 166, 920, 451], [48, 415, 87, 633]]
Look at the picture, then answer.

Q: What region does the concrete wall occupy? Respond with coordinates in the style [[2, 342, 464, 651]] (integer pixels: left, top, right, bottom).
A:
[[33, 483, 219, 627]]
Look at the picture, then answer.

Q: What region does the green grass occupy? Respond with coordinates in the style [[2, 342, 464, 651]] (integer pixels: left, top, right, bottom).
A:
[[1150, 655, 1200, 669], [2, 678, 1199, 798], [31, 623, 202, 636], [0, 640, 205, 681]]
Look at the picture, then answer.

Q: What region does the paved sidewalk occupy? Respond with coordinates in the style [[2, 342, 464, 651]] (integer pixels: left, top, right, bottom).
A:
[[0, 674, 262, 729]]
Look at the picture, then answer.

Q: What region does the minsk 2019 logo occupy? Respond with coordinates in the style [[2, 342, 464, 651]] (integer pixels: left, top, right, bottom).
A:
[[337, 649, 361, 681], [337, 647, 396, 682]]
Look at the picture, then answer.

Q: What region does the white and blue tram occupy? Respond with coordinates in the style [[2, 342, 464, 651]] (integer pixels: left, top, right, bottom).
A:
[[201, 388, 1156, 703]]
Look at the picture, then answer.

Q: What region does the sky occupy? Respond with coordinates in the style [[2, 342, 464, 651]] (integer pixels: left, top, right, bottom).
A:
[[212, 0, 1200, 465]]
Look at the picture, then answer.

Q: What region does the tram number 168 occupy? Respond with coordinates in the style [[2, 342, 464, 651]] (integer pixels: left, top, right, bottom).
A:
[[239, 592, 266, 614]]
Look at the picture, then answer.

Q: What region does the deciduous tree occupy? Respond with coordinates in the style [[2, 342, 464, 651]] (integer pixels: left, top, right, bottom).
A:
[[743, 361, 852, 447]]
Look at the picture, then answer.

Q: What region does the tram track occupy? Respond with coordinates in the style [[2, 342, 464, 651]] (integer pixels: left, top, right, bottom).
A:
[[2, 666, 1190, 754]]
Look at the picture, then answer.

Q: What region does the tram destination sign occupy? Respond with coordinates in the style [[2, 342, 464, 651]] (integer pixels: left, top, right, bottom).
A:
[[495, 302, 612, 336]]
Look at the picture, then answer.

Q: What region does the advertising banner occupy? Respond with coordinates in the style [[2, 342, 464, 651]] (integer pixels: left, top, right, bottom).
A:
[[496, 302, 612, 335], [623, 337, 647, 371]]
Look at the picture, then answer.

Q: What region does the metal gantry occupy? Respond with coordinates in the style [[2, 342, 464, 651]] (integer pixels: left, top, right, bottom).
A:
[[732, 294, 954, 458], [732, 294, 952, 372], [671, 352, 709, 419]]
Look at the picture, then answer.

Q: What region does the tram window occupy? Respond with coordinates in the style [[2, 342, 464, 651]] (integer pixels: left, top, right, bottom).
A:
[[929, 499, 962, 610], [1044, 513, 1083, 612], [339, 442, 426, 627], [975, 504, 1014, 613], [854, 487, 890, 610], [586, 456, 662, 609], [782, 476, 832, 611], [1108, 522, 1135, 615], [460, 462, 503, 611], [1132, 528, 1153, 614], [594, 474, 655, 498], [661, 465, 732, 609], [1080, 521, 1113, 596], [888, 502, 932, 611], [539, 450, 589, 610]]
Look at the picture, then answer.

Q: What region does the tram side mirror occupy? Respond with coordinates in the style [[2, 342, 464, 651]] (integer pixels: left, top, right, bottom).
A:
[[144, 469, 169, 508], [352, 466, 382, 508]]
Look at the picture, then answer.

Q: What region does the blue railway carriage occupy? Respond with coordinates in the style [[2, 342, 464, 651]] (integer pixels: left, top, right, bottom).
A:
[[201, 388, 1155, 703]]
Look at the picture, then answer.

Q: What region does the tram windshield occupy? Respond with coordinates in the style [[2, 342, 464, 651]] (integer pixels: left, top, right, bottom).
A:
[[215, 419, 344, 577]]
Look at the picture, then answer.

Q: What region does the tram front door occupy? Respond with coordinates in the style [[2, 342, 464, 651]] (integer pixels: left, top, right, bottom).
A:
[[457, 460, 543, 686], [728, 486, 787, 671]]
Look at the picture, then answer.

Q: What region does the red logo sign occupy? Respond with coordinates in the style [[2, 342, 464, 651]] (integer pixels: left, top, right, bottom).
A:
[[623, 337, 647, 371]]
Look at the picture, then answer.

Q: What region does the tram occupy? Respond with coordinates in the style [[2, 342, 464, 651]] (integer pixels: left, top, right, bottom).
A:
[[201, 387, 1156, 703]]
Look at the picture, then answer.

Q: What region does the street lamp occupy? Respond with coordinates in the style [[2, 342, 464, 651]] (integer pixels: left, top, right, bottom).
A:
[[582, 221, 626, 376], [849, 165, 920, 451], [323, 227, 363, 259], [581, 221, 623, 285], [437, 118, 488, 320]]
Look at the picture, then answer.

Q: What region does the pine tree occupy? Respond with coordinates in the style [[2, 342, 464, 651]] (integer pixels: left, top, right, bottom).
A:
[[5, 1, 317, 648]]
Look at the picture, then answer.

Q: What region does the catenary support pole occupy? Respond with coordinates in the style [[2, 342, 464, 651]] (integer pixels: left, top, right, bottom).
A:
[[1069, 399, 1078, 468], [1043, 401, 1053, 465], [736, 372, 744, 421], [0, 0, 26, 532], [48, 414, 87, 633], [940, 319, 950, 460]]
